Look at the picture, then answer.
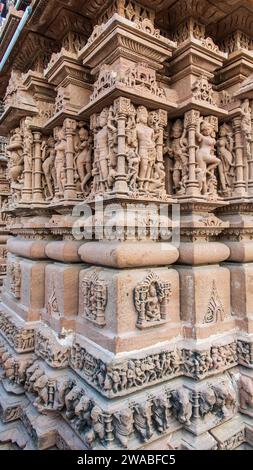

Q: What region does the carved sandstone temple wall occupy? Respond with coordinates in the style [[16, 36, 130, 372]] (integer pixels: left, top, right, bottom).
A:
[[0, 0, 253, 450]]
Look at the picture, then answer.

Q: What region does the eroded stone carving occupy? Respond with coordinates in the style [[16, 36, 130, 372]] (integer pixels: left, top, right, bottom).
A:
[[134, 271, 171, 328], [238, 375, 253, 414], [81, 271, 108, 327]]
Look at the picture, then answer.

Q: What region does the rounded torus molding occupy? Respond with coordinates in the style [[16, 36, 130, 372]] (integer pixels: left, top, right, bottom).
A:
[[78, 241, 179, 268], [45, 240, 84, 263], [7, 237, 49, 260], [178, 242, 230, 265], [225, 241, 253, 263], [0, 235, 9, 244]]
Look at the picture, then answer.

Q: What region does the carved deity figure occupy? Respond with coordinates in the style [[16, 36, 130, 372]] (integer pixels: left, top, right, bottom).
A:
[[74, 127, 92, 195], [241, 98, 252, 159], [167, 119, 188, 194], [217, 123, 234, 195], [93, 107, 117, 193], [7, 127, 24, 202], [196, 120, 220, 195], [114, 409, 134, 448], [133, 403, 153, 442], [9, 261, 21, 299], [136, 106, 157, 191], [42, 136, 57, 200], [54, 127, 67, 197], [238, 375, 253, 410], [134, 272, 171, 328], [23, 123, 33, 172]]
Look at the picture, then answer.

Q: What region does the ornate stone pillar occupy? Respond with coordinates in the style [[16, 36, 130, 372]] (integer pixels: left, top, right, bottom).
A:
[[32, 131, 43, 202], [64, 118, 77, 200], [113, 97, 129, 194], [185, 110, 200, 196], [233, 116, 246, 197], [21, 118, 33, 203], [248, 101, 253, 195]]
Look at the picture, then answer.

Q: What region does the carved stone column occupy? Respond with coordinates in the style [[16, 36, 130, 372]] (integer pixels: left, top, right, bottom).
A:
[[248, 101, 253, 195], [64, 118, 77, 200], [233, 116, 246, 197], [113, 97, 129, 194], [185, 110, 200, 197], [21, 118, 33, 203], [32, 132, 43, 202]]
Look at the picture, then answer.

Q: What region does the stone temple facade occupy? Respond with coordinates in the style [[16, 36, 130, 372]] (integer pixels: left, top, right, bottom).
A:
[[0, 0, 253, 451]]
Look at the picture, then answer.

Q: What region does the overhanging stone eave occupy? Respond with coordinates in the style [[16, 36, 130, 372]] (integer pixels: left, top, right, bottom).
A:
[[0, 9, 23, 63], [0, 104, 38, 136], [168, 98, 228, 120], [78, 86, 178, 119]]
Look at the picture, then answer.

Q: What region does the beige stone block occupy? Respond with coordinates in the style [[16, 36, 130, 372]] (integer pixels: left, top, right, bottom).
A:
[[43, 262, 86, 331], [2, 254, 48, 322], [228, 263, 253, 333], [177, 265, 234, 339], [76, 266, 180, 353]]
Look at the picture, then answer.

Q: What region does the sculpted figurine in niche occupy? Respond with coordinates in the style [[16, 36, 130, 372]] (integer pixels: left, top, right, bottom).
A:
[[7, 127, 24, 203], [167, 119, 188, 195], [23, 122, 33, 172], [54, 126, 67, 198], [93, 107, 117, 193], [241, 98, 252, 159], [42, 136, 56, 200], [196, 119, 220, 196], [134, 272, 171, 329], [217, 123, 235, 196], [136, 105, 157, 191], [74, 126, 92, 196]]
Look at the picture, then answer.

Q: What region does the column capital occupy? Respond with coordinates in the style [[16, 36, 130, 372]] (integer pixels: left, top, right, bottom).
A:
[[64, 118, 77, 134], [184, 109, 200, 128]]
